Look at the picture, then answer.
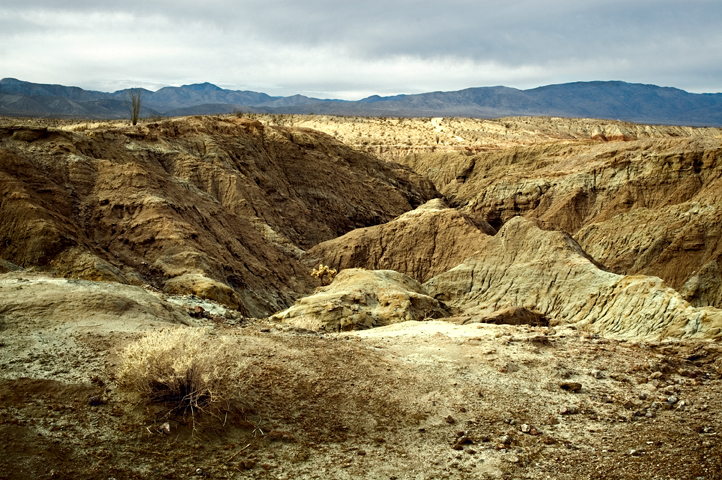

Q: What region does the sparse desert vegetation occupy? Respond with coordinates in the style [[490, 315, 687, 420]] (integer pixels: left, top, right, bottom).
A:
[[117, 328, 245, 418]]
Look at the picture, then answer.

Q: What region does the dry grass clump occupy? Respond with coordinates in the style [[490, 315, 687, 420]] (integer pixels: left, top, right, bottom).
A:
[[117, 328, 243, 413]]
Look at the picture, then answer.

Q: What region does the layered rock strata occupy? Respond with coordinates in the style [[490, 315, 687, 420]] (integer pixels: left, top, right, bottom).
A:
[[401, 137, 722, 308], [288, 114, 721, 162], [424, 217, 722, 340]]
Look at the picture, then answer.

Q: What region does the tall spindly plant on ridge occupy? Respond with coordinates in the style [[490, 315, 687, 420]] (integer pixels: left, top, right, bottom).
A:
[[125, 88, 143, 126]]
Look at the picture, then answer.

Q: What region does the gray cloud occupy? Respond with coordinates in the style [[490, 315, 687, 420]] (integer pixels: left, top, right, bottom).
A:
[[2, 1, 721, 98]]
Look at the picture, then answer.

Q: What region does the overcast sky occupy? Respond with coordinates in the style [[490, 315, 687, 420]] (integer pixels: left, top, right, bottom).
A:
[[2, 1, 721, 99]]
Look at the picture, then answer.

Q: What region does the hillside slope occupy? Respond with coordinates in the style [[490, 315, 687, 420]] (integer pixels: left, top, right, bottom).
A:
[[425, 217, 722, 340], [304, 198, 495, 283], [400, 134, 722, 309], [0, 116, 437, 316]]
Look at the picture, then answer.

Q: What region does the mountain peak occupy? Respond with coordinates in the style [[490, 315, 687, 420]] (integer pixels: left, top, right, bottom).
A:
[[181, 82, 223, 92]]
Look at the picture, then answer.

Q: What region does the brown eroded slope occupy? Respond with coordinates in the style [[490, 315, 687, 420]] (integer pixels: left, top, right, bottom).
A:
[[303, 198, 495, 283], [400, 135, 722, 308], [0, 116, 438, 316]]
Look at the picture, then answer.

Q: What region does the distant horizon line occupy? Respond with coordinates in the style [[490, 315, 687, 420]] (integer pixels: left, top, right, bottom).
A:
[[3, 77, 721, 102]]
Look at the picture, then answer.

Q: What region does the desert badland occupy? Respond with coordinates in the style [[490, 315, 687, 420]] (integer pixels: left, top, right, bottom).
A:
[[1, 113, 722, 479]]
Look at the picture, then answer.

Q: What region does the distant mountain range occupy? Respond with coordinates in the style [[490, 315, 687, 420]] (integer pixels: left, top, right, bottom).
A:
[[2, 78, 721, 126]]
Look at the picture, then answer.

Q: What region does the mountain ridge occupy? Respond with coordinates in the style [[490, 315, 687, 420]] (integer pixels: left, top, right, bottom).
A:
[[2, 78, 721, 126]]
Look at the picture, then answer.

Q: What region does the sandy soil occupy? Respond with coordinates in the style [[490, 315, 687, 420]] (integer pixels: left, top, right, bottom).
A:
[[1, 274, 721, 479]]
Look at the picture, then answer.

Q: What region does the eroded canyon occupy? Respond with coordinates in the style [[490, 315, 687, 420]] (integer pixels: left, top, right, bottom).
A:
[[1, 114, 721, 479]]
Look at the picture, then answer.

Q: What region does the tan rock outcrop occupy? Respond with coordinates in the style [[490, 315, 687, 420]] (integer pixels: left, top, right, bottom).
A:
[[303, 199, 494, 283], [271, 268, 449, 332], [424, 217, 722, 340]]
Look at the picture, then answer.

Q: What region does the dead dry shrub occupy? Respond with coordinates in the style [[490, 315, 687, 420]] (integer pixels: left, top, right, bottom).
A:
[[117, 328, 244, 418], [311, 264, 337, 286]]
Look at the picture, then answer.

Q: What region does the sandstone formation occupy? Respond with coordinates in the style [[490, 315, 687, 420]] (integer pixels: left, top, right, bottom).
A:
[[303, 198, 494, 283], [2, 113, 722, 478], [401, 136, 722, 309], [0, 116, 437, 315], [271, 268, 449, 332], [425, 217, 722, 340]]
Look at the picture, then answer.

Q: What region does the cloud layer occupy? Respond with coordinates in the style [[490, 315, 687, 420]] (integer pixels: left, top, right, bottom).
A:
[[2, 1, 721, 98]]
